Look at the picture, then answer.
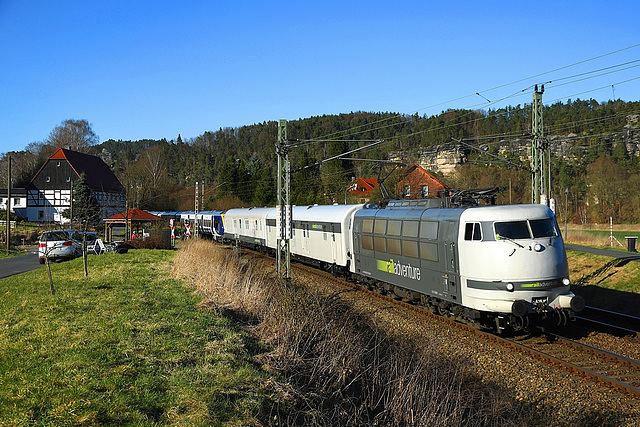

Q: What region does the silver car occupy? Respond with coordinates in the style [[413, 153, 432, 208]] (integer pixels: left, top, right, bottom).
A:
[[38, 230, 82, 264]]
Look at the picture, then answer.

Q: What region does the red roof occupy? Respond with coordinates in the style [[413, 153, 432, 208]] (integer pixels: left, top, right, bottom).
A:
[[106, 208, 161, 221], [349, 178, 379, 196]]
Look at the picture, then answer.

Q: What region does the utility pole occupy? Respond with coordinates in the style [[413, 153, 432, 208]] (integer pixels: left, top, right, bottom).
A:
[[276, 119, 291, 280], [194, 181, 199, 240], [5, 156, 11, 255], [531, 84, 549, 205], [69, 180, 73, 228]]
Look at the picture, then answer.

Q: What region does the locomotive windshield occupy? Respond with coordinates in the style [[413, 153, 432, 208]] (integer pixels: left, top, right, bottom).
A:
[[494, 218, 558, 240]]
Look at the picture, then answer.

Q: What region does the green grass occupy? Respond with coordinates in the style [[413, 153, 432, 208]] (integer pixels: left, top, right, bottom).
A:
[[0, 250, 278, 426], [567, 250, 640, 294]]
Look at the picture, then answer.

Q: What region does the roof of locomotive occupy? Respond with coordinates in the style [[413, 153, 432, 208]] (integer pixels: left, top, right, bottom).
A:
[[459, 203, 555, 222]]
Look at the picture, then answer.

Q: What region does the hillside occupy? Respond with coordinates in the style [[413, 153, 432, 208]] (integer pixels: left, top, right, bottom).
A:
[[3, 99, 640, 222]]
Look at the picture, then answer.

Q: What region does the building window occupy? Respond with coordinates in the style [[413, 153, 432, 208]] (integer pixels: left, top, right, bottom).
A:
[[46, 176, 51, 182], [56, 161, 61, 167], [421, 185, 429, 197], [66, 176, 71, 182], [403, 185, 411, 197]]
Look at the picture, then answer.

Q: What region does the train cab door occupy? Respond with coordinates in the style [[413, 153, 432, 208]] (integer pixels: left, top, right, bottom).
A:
[[443, 220, 461, 302]]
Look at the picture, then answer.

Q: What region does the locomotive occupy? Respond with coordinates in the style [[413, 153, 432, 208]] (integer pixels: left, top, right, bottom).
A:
[[208, 198, 584, 334]]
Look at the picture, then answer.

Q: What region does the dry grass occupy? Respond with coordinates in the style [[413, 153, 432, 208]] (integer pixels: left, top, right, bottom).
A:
[[173, 240, 541, 426]]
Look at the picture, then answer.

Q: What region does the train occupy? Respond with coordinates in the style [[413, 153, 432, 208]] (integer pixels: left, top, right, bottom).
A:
[[167, 197, 584, 334]]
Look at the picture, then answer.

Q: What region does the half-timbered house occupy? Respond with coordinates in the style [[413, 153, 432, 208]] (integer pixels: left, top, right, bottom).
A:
[[24, 148, 125, 223]]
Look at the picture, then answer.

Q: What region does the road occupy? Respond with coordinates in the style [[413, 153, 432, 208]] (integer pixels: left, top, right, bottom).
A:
[[0, 251, 42, 280], [564, 243, 640, 261]]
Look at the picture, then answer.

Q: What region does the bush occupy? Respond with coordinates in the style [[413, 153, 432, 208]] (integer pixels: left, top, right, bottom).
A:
[[173, 241, 537, 426], [127, 235, 171, 250]]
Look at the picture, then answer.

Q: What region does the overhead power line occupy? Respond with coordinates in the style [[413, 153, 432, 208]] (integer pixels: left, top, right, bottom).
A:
[[303, 44, 640, 144]]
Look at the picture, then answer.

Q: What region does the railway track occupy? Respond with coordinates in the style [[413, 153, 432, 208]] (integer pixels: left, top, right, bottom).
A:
[[290, 260, 640, 400], [577, 306, 640, 336], [504, 333, 640, 399]]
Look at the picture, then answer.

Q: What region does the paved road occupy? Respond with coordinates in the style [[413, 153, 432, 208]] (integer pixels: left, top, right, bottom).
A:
[[0, 251, 42, 280], [565, 243, 640, 261]]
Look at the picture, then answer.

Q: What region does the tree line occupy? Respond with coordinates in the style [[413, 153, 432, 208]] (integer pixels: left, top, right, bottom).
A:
[[2, 99, 640, 223]]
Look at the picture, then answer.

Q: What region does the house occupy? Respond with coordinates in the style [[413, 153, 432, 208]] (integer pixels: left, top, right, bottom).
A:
[[397, 163, 450, 199], [24, 148, 125, 223], [0, 188, 27, 219], [348, 178, 379, 202]]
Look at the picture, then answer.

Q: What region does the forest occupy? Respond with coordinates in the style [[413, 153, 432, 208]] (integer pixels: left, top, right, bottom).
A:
[[2, 98, 640, 224]]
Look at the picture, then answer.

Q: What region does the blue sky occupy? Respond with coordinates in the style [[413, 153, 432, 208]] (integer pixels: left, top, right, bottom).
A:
[[1, 1, 639, 155]]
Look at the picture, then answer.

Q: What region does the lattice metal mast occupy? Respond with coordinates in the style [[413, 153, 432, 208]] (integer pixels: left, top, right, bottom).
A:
[[276, 119, 291, 279], [531, 84, 549, 204]]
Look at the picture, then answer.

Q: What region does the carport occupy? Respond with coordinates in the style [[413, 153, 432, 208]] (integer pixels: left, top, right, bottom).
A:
[[104, 208, 162, 242]]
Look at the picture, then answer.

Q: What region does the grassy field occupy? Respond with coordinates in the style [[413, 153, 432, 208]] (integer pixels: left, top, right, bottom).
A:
[[565, 224, 640, 295], [1, 231, 637, 425], [0, 250, 279, 426]]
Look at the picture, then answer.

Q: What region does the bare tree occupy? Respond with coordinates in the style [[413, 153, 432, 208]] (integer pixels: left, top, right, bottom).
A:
[[142, 146, 166, 192], [46, 119, 98, 152]]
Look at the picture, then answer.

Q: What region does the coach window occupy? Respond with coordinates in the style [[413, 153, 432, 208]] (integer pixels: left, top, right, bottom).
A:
[[374, 219, 387, 235], [387, 238, 401, 255], [387, 220, 401, 236], [420, 221, 439, 240], [402, 220, 419, 238], [373, 236, 387, 252], [464, 223, 482, 241]]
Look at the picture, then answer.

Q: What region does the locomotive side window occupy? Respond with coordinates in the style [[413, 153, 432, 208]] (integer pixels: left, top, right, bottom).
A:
[[374, 237, 386, 252], [420, 242, 438, 262], [495, 221, 529, 239], [403, 240, 418, 258], [420, 221, 438, 240], [464, 223, 482, 241], [362, 219, 374, 233], [374, 219, 387, 234], [362, 235, 373, 251], [387, 220, 401, 236], [387, 238, 401, 255], [530, 218, 558, 238], [402, 220, 419, 237]]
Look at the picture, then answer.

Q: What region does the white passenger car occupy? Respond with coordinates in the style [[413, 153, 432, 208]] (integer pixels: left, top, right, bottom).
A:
[[259, 204, 365, 274], [223, 207, 274, 247], [38, 230, 81, 264]]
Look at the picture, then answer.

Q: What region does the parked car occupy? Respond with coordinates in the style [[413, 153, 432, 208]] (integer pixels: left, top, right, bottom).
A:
[[38, 230, 82, 264], [70, 231, 98, 253]]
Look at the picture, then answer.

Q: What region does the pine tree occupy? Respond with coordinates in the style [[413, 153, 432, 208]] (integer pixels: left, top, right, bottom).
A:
[[62, 173, 102, 225]]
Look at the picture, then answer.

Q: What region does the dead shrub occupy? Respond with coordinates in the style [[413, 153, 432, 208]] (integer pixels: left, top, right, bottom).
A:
[[173, 240, 540, 426]]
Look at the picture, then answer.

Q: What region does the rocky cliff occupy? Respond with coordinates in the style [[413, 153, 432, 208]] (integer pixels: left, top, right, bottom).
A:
[[391, 115, 640, 176]]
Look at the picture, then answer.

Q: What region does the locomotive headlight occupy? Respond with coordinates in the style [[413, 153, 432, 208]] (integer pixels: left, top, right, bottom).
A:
[[533, 243, 543, 252], [562, 278, 570, 286], [506, 282, 515, 292]]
